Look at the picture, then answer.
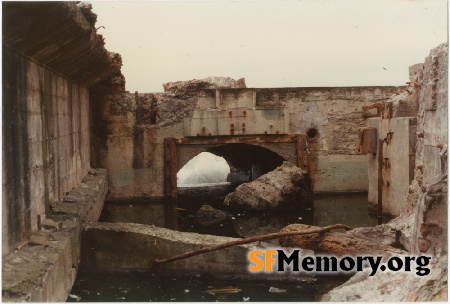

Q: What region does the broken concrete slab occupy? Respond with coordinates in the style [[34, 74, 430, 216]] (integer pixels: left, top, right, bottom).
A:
[[2, 169, 108, 302], [81, 222, 314, 282], [163, 76, 246, 92], [2, 217, 80, 302], [321, 255, 447, 302], [280, 224, 406, 256], [224, 161, 313, 211]]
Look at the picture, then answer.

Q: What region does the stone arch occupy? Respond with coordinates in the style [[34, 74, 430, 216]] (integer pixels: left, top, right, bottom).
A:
[[166, 134, 307, 198], [177, 143, 286, 186], [207, 144, 285, 177], [177, 142, 292, 172]]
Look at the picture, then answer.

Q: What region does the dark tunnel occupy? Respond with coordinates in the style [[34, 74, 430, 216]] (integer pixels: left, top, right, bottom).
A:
[[207, 143, 286, 184]]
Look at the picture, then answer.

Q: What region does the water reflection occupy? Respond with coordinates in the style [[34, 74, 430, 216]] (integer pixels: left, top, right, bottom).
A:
[[100, 193, 389, 239], [85, 193, 389, 302]]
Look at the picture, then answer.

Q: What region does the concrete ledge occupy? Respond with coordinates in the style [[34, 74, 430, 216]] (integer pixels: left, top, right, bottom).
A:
[[81, 222, 314, 282], [51, 168, 108, 223], [2, 168, 108, 302]]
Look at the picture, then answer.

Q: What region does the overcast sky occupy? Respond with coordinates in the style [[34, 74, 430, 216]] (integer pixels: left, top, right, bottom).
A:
[[92, 0, 448, 93]]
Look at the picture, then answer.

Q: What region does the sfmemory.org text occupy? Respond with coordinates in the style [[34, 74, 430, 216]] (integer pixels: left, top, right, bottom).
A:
[[248, 249, 431, 276]]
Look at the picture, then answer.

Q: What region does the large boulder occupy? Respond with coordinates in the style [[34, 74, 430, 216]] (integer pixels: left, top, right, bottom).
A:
[[223, 161, 313, 211]]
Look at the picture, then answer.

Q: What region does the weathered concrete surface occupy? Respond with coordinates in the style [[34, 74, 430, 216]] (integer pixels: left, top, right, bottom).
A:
[[163, 76, 246, 92], [2, 169, 108, 302], [2, 217, 81, 302], [280, 224, 406, 256], [2, 47, 92, 256], [2, 2, 121, 87], [81, 222, 314, 281], [2, 2, 122, 257], [224, 162, 313, 211], [322, 43, 448, 302], [90, 84, 402, 199], [367, 116, 417, 216], [370, 42, 448, 256], [50, 168, 108, 223], [321, 255, 447, 302], [349, 225, 398, 247]]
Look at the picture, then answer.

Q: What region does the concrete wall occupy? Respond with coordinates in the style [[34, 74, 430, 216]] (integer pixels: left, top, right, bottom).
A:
[[367, 117, 417, 216], [402, 43, 447, 255], [81, 222, 313, 282], [2, 1, 121, 256], [2, 169, 108, 302], [2, 2, 122, 301], [91, 86, 402, 198], [2, 48, 91, 256]]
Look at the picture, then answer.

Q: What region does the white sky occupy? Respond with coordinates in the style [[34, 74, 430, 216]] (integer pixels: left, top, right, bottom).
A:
[[92, 0, 448, 93]]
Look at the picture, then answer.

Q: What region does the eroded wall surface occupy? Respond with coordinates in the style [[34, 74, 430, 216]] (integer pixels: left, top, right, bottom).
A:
[[395, 42, 448, 256], [2, 1, 121, 257], [322, 41, 448, 304], [91, 86, 402, 198], [2, 48, 91, 256]]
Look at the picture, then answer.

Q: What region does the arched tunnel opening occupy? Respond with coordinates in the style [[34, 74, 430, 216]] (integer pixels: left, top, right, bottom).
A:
[[206, 143, 286, 185], [177, 144, 286, 187], [175, 143, 310, 238], [176, 143, 287, 205], [177, 152, 230, 185]]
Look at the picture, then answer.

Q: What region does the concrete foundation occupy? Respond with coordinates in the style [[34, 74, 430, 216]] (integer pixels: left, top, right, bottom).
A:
[[2, 169, 108, 302]]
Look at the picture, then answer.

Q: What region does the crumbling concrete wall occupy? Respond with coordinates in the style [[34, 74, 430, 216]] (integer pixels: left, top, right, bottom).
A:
[[91, 84, 401, 198], [391, 42, 448, 256], [322, 42, 447, 302], [2, 169, 108, 302], [2, 2, 121, 256], [365, 64, 422, 216], [366, 116, 417, 216], [2, 48, 91, 256], [282, 87, 399, 193]]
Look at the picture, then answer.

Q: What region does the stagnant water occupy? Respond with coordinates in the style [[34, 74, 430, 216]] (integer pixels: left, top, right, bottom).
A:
[[68, 193, 391, 302]]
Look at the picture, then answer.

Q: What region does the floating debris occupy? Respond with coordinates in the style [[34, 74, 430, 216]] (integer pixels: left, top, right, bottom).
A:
[[68, 294, 81, 301], [269, 287, 287, 293], [206, 287, 242, 295], [243, 296, 250, 301]]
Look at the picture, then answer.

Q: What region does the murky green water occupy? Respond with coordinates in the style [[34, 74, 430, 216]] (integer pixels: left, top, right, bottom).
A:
[[68, 193, 390, 302]]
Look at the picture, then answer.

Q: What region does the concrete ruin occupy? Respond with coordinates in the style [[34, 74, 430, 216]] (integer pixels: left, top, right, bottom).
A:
[[2, 2, 115, 301], [2, 1, 447, 302]]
